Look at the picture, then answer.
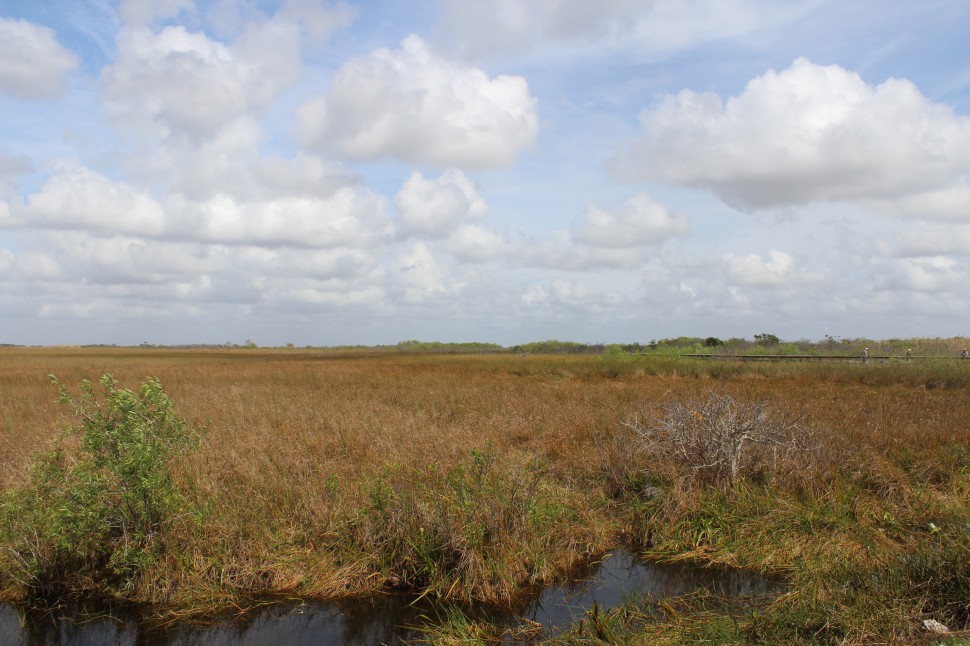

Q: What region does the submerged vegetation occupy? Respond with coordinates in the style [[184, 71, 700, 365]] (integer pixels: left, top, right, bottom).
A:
[[0, 342, 968, 643]]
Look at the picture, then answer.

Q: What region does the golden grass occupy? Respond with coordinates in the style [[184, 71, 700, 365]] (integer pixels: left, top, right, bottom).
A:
[[1, 347, 968, 641]]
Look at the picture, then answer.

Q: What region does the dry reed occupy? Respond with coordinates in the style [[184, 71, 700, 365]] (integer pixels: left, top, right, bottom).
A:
[[0, 347, 967, 642]]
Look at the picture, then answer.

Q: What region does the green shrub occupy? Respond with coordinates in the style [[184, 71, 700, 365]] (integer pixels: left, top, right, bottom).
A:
[[1, 374, 201, 596], [754, 333, 780, 347]]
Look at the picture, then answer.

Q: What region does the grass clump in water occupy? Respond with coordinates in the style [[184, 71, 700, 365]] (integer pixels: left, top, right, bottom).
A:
[[0, 374, 201, 598], [353, 447, 600, 604], [613, 388, 970, 642]]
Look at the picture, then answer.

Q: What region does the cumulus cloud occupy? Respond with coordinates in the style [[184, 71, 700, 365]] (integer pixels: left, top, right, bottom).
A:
[[395, 242, 458, 302], [129, 117, 358, 202], [518, 230, 643, 270], [0, 155, 32, 195], [442, 224, 507, 262], [103, 22, 300, 141], [2, 229, 392, 320], [0, 18, 78, 98], [34, 231, 377, 292], [875, 256, 965, 292], [253, 154, 358, 200], [881, 182, 970, 222], [612, 58, 970, 210], [894, 224, 970, 257], [295, 35, 538, 167], [8, 161, 391, 249], [577, 194, 689, 247], [6, 160, 167, 235], [277, 283, 387, 309], [522, 279, 624, 314], [34, 233, 228, 287], [437, 0, 818, 60], [395, 170, 487, 237], [461, 193, 688, 271], [169, 189, 392, 248], [725, 250, 796, 287], [0, 249, 13, 275], [16, 252, 62, 281]]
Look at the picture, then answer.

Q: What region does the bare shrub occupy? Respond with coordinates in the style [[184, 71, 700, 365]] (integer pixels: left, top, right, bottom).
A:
[[624, 391, 821, 489]]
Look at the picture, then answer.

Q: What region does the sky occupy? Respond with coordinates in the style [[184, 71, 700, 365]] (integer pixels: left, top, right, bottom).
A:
[[2, 0, 970, 347]]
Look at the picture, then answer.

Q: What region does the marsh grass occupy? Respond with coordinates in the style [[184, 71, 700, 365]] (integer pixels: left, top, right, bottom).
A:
[[353, 447, 601, 603], [0, 347, 967, 642]]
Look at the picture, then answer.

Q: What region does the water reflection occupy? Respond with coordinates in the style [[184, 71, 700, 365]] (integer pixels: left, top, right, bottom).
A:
[[523, 550, 783, 631], [0, 551, 784, 645]]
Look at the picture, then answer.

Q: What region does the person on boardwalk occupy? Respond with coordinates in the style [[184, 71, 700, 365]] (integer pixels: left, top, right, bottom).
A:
[[962, 349, 968, 360], [906, 348, 913, 360], [862, 347, 869, 364]]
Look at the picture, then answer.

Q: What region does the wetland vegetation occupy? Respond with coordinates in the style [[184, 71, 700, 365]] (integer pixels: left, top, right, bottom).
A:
[[0, 341, 968, 643]]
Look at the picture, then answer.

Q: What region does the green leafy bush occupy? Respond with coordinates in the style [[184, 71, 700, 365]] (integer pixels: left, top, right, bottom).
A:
[[754, 333, 780, 347], [1, 375, 201, 595]]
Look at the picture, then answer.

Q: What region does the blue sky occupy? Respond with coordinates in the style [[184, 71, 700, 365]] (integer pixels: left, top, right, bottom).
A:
[[2, 0, 970, 346]]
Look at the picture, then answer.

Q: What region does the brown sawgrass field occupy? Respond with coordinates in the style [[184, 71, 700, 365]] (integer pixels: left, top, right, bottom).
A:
[[0, 346, 968, 643]]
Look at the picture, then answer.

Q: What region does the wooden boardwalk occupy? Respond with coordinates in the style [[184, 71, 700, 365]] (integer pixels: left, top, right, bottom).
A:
[[682, 354, 957, 362]]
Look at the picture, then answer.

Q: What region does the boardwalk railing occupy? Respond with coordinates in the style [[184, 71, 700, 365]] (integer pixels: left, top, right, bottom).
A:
[[681, 354, 960, 362]]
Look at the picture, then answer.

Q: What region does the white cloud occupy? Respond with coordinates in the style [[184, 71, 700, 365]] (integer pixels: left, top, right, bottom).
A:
[[7, 160, 167, 235], [253, 154, 358, 200], [23, 233, 227, 288], [280, 284, 386, 308], [577, 194, 689, 247], [6, 0, 970, 346], [483, 195, 688, 271], [437, 0, 820, 60], [442, 224, 507, 262], [0, 249, 14, 275], [103, 22, 300, 141], [2, 230, 391, 316], [9, 161, 390, 249], [518, 230, 643, 270], [252, 247, 375, 280], [725, 250, 796, 287], [168, 189, 392, 248], [522, 278, 623, 314], [894, 224, 970, 257], [116, 116, 261, 202], [882, 182, 970, 222], [613, 58, 970, 210], [295, 34, 538, 167], [118, 0, 194, 25], [395, 242, 457, 302], [0, 18, 78, 99], [875, 256, 964, 293], [278, 0, 357, 46], [16, 252, 62, 281], [395, 170, 487, 237], [0, 155, 32, 195]]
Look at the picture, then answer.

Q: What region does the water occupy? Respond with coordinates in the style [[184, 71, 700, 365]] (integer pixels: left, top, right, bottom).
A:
[[0, 551, 784, 645]]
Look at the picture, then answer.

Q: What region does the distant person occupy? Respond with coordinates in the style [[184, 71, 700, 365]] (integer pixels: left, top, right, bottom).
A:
[[862, 347, 869, 364], [963, 349, 968, 360], [906, 348, 912, 360]]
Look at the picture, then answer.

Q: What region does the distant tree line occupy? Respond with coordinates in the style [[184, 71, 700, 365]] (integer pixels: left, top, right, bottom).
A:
[[7, 335, 968, 357]]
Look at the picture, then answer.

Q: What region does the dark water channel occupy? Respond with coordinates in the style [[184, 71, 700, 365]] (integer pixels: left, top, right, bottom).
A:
[[0, 551, 784, 645]]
